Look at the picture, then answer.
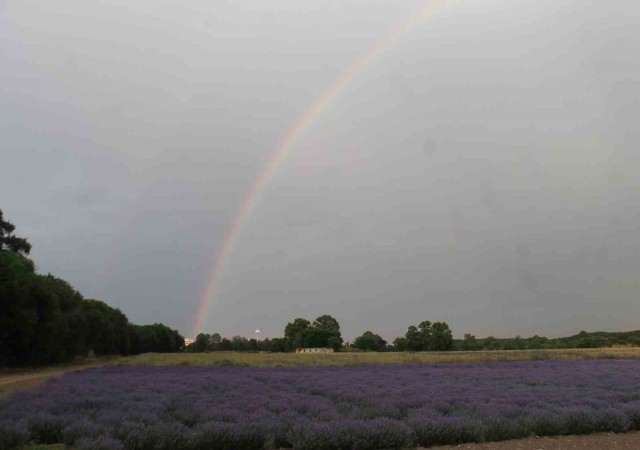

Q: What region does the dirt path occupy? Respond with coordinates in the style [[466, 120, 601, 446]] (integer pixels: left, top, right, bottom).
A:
[[428, 431, 640, 450]]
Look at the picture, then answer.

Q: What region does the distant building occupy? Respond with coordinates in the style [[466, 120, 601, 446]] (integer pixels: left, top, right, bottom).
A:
[[295, 348, 334, 353]]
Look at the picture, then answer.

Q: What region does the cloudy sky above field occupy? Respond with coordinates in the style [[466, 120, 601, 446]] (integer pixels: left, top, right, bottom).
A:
[[2, 0, 640, 341]]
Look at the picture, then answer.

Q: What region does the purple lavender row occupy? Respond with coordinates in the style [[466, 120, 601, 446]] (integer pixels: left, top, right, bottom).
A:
[[2, 360, 640, 449]]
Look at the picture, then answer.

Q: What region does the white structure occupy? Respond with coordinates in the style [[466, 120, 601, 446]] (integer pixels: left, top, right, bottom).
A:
[[295, 348, 334, 353]]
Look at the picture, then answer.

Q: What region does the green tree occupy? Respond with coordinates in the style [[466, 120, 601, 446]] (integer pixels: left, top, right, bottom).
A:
[[193, 333, 212, 352], [284, 318, 311, 349], [129, 323, 183, 353], [84, 299, 130, 356], [431, 322, 453, 351], [0, 251, 39, 365], [460, 333, 479, 351], [211, 332, 222, 350], [0, 209, 31, 255], [231, 336, 249, 351], [405, 325, 421, 351], [577, 335, 611, 348], [300, 327, 334, 348], [483, 336, 498, 350], [312, 315, 341, 334], [392, 336, 408, 351], [353, 331, 387, 352], [269, 338, 286, 353], [220, 338, 232, 351], [418, 321, 433, 350], [312, 314, 343, 349]]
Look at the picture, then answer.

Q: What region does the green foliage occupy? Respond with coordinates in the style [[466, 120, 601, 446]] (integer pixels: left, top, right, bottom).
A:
[[283, 315, 343, 351], [0, 209, 183, 366], [129, 323, 184, 354], [431, 322, 454, 351], [84, 300, 130, 356], [219, 338, 232, 351], [312, 315, 341, 334], [392, 336, 408, 351], [269, 338, 287, 352], [284, 318, 311, 348], [300, 328, 334, 348], [0, 208, 31, 255], [397, 321, 453, 352], [353, 331, 387, 351], [451, 330, 635, 351], [231, 336, 250, 351]]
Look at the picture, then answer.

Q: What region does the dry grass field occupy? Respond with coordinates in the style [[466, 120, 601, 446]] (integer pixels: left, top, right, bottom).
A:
[[114, 346, 640, 367]]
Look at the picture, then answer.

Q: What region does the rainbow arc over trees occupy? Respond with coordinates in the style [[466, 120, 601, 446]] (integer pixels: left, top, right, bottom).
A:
[[191, 0, 450, 337]]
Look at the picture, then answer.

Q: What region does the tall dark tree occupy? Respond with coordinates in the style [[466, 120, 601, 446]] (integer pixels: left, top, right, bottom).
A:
[[312, 315, 341, 334], [0, 209, 31, 255], [129, 323, 184, 353], [353, 331, 387, 352], [397, 321, 453, 352], [405, 325, 421, 351], [418, 321, 433, 350], [0, 251, 39, 365], [269, 338, 286, 353], [431, 322, 453, 351], [300, 327, 334, 348], [284, 318, 311, 348], [193, 333, 212, 352], [312, 315, 343, 350], [392, 336, 408, 351], [84, 299, 130, 356]]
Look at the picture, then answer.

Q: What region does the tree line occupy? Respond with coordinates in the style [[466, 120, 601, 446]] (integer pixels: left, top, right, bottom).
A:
[[454, 330, 640, 351], [0, 209, 184, 366], [188, 316, 455, 353]]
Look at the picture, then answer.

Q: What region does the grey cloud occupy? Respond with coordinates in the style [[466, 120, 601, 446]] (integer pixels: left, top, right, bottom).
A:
[[2, 0, 640, 340]]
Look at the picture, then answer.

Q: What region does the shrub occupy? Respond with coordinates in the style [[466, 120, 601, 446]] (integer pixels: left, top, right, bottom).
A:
[[195, 422, 264, 450], [75, 436, 125, 450], [28, 413, 65, 444], [62, 418, 108, 445], [287, 421, 339, 450], [0, 420, 29, 450], [410, 415, 484, 446]]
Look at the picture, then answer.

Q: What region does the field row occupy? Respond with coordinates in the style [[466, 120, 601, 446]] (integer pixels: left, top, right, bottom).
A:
[[2, 360, 640, 449]]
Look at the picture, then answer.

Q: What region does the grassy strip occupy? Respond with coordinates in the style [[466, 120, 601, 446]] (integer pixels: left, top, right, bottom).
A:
[[115, 347, 640, 367]]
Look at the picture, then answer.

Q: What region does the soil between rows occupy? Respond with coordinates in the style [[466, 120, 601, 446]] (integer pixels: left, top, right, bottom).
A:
[[428, 431, 640, 449]]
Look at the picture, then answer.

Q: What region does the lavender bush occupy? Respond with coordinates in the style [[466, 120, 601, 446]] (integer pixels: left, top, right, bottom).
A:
[[2, 360, 640, 449]]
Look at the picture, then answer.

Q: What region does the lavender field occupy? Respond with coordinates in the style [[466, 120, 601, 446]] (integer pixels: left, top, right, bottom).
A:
[[3, 360, 640, 450]]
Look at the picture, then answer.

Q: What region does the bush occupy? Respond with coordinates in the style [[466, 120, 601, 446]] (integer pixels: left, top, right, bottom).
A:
[[75, 436, 125, 450], [196, 422, 264, 450], [0, 420, 29, 450], [410, 415, 484, 446], [621, 402, 640, 429], [364, 418, 413, 449], [62, 418, 109, 445], [287, 421, 339, 450], [28, 413, 65, 444], [483, 417, 531, 441]]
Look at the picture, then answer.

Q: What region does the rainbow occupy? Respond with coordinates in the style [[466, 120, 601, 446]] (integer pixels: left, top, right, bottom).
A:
[[191, 0, 451, 337]]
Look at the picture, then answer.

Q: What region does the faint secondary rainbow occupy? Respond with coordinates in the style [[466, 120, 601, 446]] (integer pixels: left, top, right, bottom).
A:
[[191, 0, 450, 337]]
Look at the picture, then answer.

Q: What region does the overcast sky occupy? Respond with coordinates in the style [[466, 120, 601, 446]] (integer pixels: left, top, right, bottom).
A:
[[2, 0, 639, 341]]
